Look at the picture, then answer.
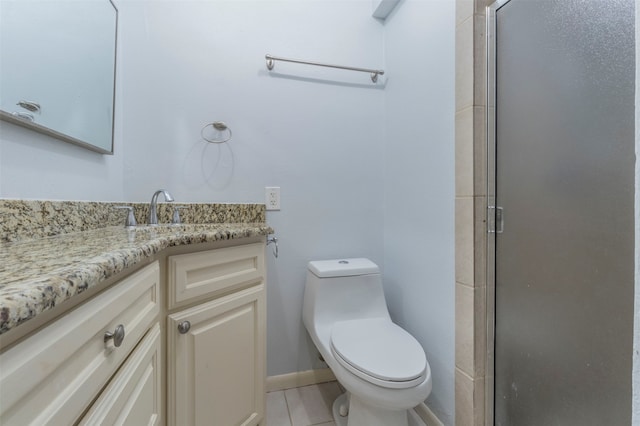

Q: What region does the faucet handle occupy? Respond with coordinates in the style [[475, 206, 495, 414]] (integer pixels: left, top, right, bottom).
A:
[[114, 206, 137, 228], [171, 206, 187, 225]]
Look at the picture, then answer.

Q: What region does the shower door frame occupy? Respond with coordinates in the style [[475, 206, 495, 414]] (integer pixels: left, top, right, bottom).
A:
[[484, 1, 505, 425]]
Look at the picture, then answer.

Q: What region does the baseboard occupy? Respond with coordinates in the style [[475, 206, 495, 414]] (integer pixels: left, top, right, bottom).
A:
[[266, 368, 337, 392], [414, 402, 444, 426]]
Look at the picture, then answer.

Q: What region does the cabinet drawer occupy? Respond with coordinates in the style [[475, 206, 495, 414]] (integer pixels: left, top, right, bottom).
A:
[[168, 242, 265, 308], [0, 261, 160, 426], [80, 323, 162, 426]]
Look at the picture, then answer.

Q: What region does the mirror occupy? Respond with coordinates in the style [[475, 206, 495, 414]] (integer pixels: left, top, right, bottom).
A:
[[0, 0, 118, 154]]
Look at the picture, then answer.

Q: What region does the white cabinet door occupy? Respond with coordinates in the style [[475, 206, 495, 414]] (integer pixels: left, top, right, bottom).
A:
[[80, 323, 162, 426], [168, 285, 266, 426]]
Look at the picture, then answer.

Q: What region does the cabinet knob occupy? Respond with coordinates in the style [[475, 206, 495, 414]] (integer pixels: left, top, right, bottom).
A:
[[178, 321, 191, 334], [104, 324, 125, 347]]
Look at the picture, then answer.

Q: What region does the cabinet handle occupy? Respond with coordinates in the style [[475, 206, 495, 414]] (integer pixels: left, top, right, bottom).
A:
[[178, 321, 191, 334], [104, 324, 126, 347]]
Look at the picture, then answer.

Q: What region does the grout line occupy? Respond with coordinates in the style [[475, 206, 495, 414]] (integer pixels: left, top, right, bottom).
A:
[[457, 280, 485, 290], [456, 366, 476, 381], [455, 104, 474, 115], [457, 14, 473, 28], [282, 388, 295, 426]]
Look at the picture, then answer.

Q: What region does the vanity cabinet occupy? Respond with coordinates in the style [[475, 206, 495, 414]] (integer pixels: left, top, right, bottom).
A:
[[0, 239, 267, 426], [167, 242, 266, 426], [0, 261, 160, 425]]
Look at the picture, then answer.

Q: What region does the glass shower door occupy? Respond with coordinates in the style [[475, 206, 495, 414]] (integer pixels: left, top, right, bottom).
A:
[[492, 0, 635, 424]]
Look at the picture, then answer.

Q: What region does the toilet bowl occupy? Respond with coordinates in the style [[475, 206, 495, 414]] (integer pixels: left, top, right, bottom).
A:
[[302, 258, 432, 426]]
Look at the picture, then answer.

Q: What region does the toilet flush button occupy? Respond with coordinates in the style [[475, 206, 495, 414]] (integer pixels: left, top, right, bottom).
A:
[[338, 260, 349, 264]]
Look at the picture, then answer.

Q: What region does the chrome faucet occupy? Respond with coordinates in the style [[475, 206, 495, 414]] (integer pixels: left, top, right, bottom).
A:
[[148, 189, 174, 225]]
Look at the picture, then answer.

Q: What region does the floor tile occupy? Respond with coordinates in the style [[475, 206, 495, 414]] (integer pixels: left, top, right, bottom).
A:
[[266, 390, 292, 426], [284, 382, 342, 426], [268, 380, 425, 426]]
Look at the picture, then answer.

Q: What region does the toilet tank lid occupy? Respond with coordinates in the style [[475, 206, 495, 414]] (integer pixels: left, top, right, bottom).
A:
[[308, 258, 379, 278]]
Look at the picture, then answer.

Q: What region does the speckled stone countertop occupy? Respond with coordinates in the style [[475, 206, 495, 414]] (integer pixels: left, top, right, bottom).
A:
[[1, 199, 266, 242], [0, 223, 273, 335]]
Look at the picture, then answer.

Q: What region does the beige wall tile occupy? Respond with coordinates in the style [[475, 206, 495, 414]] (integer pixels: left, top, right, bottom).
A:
[[455, 369, 474, 426], [456, 2, 493, 425], [472, 107, 487, 197], [473, 195, 488, 287], [456, 0, 474, 26], [456, 106, 487, 198], [473, 376, 486, 426], [455, 197, 475, 286], [456, 369, 486, 426], [474, 0, 493, 16], [472, 284, 487, 377], [456, 195, 488, 290], [456, 283, 474, 375], [456, 107, 474, 197], [473, 14, 487, 107], [456, 17, 474, 110], [456, 283, 488, 378]]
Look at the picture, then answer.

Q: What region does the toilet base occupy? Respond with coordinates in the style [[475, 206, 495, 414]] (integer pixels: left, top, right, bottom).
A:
[[332, 393, 349, 426], [332, 392, 409, 426]]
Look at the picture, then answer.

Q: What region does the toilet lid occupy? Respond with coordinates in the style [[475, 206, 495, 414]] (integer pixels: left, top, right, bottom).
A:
[[330, 318, 427, 389]]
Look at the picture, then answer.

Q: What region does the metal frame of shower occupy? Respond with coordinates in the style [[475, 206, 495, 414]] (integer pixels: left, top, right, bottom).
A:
[[485, 0, 511, 424]]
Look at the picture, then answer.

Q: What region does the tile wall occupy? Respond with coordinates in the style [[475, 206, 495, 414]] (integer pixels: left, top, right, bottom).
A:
[[455, 0, 492, 424]]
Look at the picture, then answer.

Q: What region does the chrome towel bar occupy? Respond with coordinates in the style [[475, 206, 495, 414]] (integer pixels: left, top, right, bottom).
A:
[[265, 54, 384, 83]]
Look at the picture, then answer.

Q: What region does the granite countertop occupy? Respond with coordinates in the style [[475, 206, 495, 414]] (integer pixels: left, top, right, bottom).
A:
[[0, 223, 273, 335]]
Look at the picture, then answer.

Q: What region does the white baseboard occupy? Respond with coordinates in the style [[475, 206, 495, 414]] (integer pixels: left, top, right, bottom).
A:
[[414, 402, 444, 426], [266, 368, 336, 392]]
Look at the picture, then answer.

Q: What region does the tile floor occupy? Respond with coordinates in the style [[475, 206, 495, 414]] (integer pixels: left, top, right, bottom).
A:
[[265, 381, 429, 426], [265, 382, 342, 426]]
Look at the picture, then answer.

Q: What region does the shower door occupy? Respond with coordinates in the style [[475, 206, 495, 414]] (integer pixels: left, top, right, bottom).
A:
[[491, 0, 635, 425]]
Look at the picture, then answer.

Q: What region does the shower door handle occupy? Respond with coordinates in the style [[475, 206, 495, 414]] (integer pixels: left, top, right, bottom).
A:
[[488, 206, 504, 234]]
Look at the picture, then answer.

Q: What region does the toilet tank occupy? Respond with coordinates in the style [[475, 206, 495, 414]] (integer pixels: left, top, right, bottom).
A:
[[302, 258, 391, 331]]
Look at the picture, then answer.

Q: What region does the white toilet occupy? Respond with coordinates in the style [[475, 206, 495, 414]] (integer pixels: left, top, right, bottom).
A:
[[302, 258, 432, 426]]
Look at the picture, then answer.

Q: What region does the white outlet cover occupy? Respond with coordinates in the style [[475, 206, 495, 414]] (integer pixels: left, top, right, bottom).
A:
[[265, 187, 281, 210]]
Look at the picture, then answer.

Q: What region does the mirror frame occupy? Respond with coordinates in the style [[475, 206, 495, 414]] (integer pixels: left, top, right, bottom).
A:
[[0, 0, 118, 155]]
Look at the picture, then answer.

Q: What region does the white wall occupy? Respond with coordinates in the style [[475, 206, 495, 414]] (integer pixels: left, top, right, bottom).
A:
[[0, 1, 456, 422], [382, 1, 455, 423], [0, 122, 124, 200], [118, 0, 387, 375]]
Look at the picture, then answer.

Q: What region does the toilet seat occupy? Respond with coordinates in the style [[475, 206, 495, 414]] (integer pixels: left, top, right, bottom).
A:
[[330, 318, 427, 390]]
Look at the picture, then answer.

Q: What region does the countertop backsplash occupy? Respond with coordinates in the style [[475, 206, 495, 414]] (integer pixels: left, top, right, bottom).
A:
[[0, 199, 266, 243]]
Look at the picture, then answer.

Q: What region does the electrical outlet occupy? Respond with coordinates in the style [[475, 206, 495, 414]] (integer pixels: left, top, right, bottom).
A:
[[265, 187, 281, 210]]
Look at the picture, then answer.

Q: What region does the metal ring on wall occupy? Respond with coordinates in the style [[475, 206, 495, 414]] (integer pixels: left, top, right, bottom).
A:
[[201, 121, 232, 144]]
